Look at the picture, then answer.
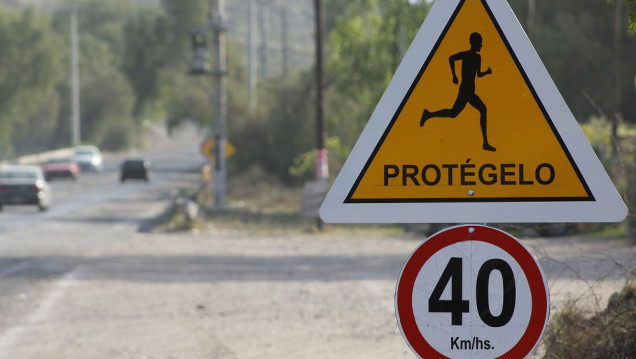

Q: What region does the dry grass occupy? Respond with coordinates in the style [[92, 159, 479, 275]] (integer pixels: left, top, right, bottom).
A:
[[542, 278, 636, 359], [195, 167, 313, 233], [192, 166, 402, 236]]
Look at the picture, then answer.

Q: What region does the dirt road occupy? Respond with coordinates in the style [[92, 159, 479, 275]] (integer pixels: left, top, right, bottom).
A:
[[0, 224, 632, 359]]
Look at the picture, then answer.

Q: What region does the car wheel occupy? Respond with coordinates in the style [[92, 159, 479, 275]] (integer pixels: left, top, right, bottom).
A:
[[38, 203, 49, 212]]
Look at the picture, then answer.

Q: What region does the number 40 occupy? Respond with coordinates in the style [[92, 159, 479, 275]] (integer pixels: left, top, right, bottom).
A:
[[428, 257, 516, 327]]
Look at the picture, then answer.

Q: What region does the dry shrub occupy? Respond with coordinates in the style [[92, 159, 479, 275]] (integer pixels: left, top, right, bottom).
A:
[[542, 279, 636, 359]]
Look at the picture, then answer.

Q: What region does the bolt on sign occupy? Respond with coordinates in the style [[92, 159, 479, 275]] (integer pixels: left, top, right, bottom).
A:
[[319, 0, 626, 224]]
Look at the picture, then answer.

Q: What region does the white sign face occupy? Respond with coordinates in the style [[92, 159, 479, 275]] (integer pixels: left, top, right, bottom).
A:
[[319, 0, 626, 223], [395, 225, 549, 359]]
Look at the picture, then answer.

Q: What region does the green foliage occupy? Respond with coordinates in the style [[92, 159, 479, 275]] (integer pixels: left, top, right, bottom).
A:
[[0, 7, 64, 158], [62, 2, 141, 150], [581, 117, 613, 159], [0, 0, 219, 156], [159, 68, 213, 130], [289, 136, 350, 180], [228, 71, 315, 185], [325, 0, 430, 151], [81, 66, 136, 150], [579, 119, 636, 235], [630, 0, 636, 32], [161, 0, 209, 36], [608, 0, 636, 33], [507, 0, 636, 124], [122, 10, 168, 116], [143, 0, 210, 116], [74, 0, 135, 63]]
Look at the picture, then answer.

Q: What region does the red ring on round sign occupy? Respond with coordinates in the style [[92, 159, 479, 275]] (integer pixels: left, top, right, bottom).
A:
[[395, 225, 549, 359]]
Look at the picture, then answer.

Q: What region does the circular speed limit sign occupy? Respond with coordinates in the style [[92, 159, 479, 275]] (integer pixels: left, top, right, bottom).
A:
[[395, 225, 549, 359]]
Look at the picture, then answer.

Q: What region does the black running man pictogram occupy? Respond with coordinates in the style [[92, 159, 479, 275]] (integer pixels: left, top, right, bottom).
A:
[[420, 32, 496, 152]]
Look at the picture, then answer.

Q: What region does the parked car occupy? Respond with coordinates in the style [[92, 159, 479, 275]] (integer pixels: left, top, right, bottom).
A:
[[43, 157, 79, 181], [120, 157, 151, 183], [0, 165, 51, 212], [74, 145, 103, 172]]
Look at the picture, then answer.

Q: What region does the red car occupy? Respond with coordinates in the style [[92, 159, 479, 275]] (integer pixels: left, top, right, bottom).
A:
[[43, 157, 79, 181]]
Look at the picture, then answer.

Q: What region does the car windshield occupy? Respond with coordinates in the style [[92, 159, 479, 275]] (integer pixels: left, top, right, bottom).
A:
[[124, 161, 145, 168], [75, 150, 94, 156], [0, 171, 37, 179]]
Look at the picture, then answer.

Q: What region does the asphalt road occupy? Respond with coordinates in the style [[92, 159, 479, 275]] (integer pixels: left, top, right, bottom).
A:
[[0, 125, 206, 350]]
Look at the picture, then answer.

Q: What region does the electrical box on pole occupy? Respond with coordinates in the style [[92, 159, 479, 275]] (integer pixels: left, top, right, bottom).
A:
[[189, 29, 210, 75]]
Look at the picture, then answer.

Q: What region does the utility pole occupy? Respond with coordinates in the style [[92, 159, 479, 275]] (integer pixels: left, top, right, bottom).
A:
[[70, 6, 80, 146], [312, 0, 327, 230], [392, 1, 407, 72], [612, 0, 624, 154], [314, 0, 328, 180], [280, 3, 289, 78], [210, 0, 228, 209], [248, 0, 257, 109], [259, 0, 270, 80], [525, 0, 535, 40]]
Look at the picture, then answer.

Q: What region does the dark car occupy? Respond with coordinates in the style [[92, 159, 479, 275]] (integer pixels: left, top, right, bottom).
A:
[[0, 165, 52, 211], [43, 157, 79, 181], [120, 157, 151, 183]]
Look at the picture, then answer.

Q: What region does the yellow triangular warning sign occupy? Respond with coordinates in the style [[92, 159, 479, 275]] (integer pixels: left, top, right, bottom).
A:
[[349, 0, 590, 202], [320, 0, 626, 223]]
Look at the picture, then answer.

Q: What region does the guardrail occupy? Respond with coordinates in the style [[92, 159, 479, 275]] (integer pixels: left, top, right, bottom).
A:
[[14, 148, 75, 166]]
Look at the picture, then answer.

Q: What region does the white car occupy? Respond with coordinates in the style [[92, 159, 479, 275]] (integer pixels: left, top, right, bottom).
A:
[[74, 145, 103, 172]]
